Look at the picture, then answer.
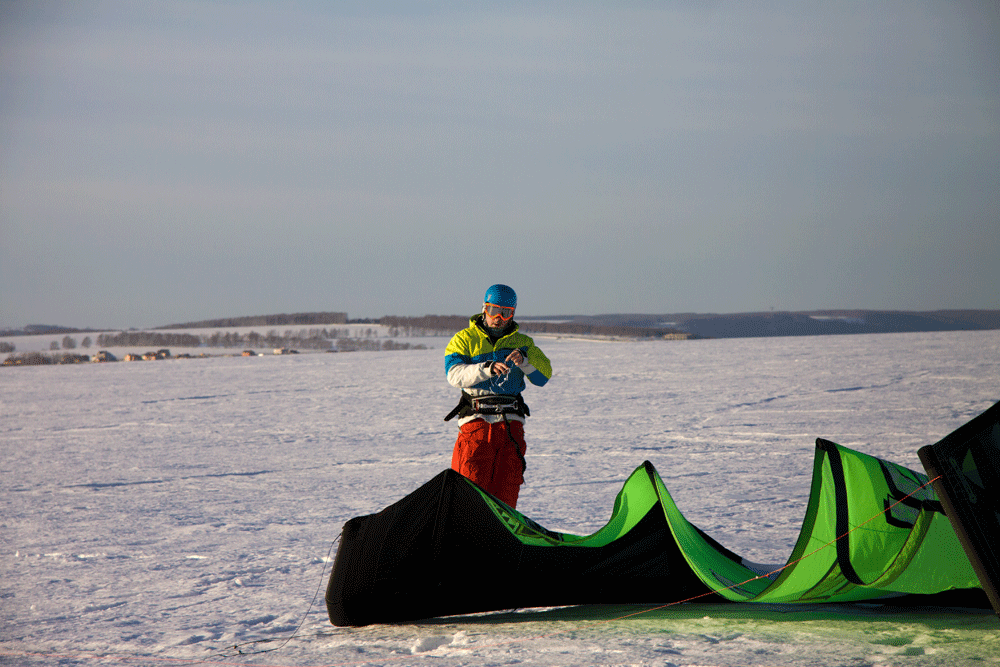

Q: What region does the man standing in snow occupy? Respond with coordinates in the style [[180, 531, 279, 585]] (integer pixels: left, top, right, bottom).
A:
[[444, 284, 552, 508]]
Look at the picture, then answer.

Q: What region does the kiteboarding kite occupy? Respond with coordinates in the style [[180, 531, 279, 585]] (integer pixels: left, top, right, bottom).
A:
[[919, 401, 1000, 617], [327, 401, 999, 626]]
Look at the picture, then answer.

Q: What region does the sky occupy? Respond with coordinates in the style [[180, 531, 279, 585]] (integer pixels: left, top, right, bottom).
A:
[[2, 1, 998, 329]]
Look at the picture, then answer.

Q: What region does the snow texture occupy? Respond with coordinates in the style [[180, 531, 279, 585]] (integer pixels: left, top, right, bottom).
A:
[[3, 329, 1000, 666]]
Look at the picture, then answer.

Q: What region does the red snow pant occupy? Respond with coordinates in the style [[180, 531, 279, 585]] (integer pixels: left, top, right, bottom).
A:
[[451, 418, 527, 508]]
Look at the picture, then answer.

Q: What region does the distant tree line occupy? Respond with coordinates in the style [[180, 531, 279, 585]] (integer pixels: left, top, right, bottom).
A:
[[92, 328, 426, 352], [97, 332, 204, 348], [3, 351, 93, 366], [157, 312, 348, 329], [0, 324, 86, 337], [39, 336, 95, 351], [380, 315, 469, 337], [96, 329, 332, 350]]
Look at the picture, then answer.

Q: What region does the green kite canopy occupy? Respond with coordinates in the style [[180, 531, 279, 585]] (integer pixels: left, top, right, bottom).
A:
[[327, 407, 996, 626]]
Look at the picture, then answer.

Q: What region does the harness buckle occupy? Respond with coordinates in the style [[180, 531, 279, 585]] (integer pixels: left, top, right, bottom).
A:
[[471, 395, 520, 415]]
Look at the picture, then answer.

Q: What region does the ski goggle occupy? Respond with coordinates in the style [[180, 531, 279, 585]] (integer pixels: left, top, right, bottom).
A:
[[484, 303, 515, 320]]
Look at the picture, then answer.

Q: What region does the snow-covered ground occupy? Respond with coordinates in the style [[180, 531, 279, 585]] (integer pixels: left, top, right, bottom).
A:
[[3, 329, 999, 666]]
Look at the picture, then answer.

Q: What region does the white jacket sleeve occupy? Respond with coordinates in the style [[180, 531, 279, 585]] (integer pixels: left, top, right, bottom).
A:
[[447, 361, 493, 388]]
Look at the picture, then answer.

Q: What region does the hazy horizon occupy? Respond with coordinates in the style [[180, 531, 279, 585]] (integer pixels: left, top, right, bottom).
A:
[[5, 305, 1000, 336]]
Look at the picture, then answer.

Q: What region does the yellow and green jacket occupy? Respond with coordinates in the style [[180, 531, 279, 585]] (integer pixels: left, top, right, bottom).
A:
[[444, 315, 552, 424]]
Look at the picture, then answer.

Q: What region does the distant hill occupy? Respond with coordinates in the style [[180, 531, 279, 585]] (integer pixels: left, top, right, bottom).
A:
[[547, 310, 1000, 339], [156, 312, 348, 329], [0, 324, 92, 337]]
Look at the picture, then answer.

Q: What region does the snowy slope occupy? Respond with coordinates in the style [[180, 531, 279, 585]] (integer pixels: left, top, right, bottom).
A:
[[3, 330, 999, 666]]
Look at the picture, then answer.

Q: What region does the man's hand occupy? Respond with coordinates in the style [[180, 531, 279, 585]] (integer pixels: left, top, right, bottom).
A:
[[489, 351, 524, 376], [505, 350, 525, 367]]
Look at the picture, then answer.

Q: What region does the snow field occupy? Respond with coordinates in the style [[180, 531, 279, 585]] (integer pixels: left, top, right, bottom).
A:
[[2, 329, 999, 666]]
